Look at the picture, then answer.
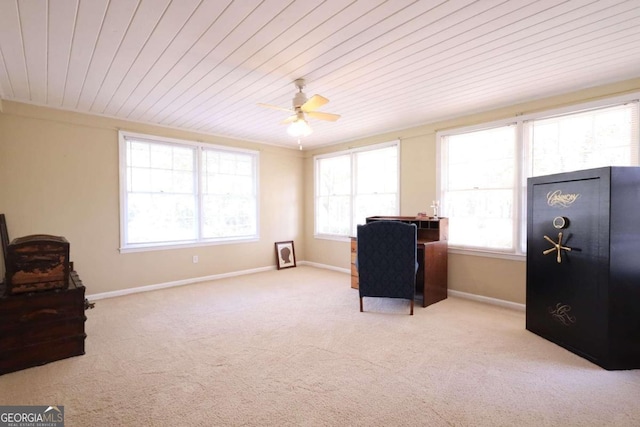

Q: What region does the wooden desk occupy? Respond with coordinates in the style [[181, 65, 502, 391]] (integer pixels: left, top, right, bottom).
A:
[[351, 216, 448, 308]]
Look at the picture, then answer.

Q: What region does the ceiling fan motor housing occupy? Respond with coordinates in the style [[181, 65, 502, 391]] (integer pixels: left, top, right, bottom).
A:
[[293, 91, 307, 108]]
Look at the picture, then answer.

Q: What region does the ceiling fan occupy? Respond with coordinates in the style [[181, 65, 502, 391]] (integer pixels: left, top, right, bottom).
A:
[[258, 79, 340, 139]]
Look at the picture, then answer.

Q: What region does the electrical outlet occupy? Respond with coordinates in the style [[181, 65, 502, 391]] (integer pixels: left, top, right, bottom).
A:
[[192, 255, 199, 263]]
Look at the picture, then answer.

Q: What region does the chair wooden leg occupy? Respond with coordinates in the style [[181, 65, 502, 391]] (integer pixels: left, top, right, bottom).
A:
[[359, 297, 363, 312], [410, 299, 414, 315]]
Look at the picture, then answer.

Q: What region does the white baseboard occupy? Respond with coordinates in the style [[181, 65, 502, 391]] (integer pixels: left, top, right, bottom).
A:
[[448, 289, 525, 311], [87, 265, 275, 301], [306, 262, 525, 311], [299, 260, 350, 274]]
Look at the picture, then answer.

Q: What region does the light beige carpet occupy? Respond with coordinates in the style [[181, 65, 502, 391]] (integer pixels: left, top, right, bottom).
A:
[[1, 266, 640, 426]]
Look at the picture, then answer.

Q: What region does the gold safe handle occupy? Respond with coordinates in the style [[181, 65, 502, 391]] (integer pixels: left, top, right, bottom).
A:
[[543, 232, 572, 263]]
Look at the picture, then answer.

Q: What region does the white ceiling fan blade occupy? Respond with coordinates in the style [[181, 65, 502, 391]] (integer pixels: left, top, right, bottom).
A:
[[306, 111, 341, 122], [257, 102, 292, 113], [301, 95, 328, 112], [281, 115, 297, 124]]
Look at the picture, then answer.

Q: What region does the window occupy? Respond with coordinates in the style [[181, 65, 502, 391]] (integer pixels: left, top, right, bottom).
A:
[[440, 125, 518, 251], [119, 131, 258, 251], [315, 141, 399, 238], [439, 97, 639, 256], [526, 103, 639, 177]]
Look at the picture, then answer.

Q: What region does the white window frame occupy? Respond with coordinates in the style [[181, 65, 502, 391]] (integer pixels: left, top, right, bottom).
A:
[[118, 131, 259, 253], [314, 140, 400, 240], [437, 92, 640, 260]]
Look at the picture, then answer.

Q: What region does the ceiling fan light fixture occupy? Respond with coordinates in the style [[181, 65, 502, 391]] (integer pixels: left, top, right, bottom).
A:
[[259, 79, 338, 142], [287, 115, 313, 138]]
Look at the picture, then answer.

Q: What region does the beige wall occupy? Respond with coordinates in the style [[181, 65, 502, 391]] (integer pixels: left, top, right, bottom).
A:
[[304, 78, 640, 305], [0, 102, 304, 295], [3, 78, 640, 302]]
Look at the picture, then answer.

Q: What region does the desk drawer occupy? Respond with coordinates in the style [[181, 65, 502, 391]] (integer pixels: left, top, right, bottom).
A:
[[350, 238, 359, 289]]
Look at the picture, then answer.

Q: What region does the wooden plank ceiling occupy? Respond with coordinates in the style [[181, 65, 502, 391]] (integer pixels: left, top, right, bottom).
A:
[[1, 0, 639, 149]]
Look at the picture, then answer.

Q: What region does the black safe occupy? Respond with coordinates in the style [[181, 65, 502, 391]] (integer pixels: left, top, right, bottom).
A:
[[526, 166, 640, 370]]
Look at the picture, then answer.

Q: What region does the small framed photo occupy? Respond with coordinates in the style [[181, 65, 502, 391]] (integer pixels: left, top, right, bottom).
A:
[[275, 240, 296, 270]]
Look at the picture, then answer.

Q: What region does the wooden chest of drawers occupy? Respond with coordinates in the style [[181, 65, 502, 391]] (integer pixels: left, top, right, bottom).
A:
[[0, 271, 86, 375]]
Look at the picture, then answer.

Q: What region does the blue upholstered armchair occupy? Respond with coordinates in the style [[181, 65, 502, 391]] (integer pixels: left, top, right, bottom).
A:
[[356, 220, 417, 315]]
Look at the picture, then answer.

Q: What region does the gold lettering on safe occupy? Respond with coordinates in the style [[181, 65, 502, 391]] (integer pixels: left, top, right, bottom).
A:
[[547, 190, 580, 207]]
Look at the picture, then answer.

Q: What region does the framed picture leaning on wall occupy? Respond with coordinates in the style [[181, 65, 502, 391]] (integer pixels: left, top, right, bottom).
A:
[[275, 241, 296, 270]]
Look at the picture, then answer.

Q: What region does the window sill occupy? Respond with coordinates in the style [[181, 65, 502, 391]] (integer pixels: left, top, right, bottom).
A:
[[119, 237, 259, 253], [448, 247, 526, 261], [314, 234, 352, 242], [313, 235, 526, 261]]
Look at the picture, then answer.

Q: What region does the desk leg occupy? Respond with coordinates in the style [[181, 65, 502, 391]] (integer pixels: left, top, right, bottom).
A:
[[423, 241, 448, 307]]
